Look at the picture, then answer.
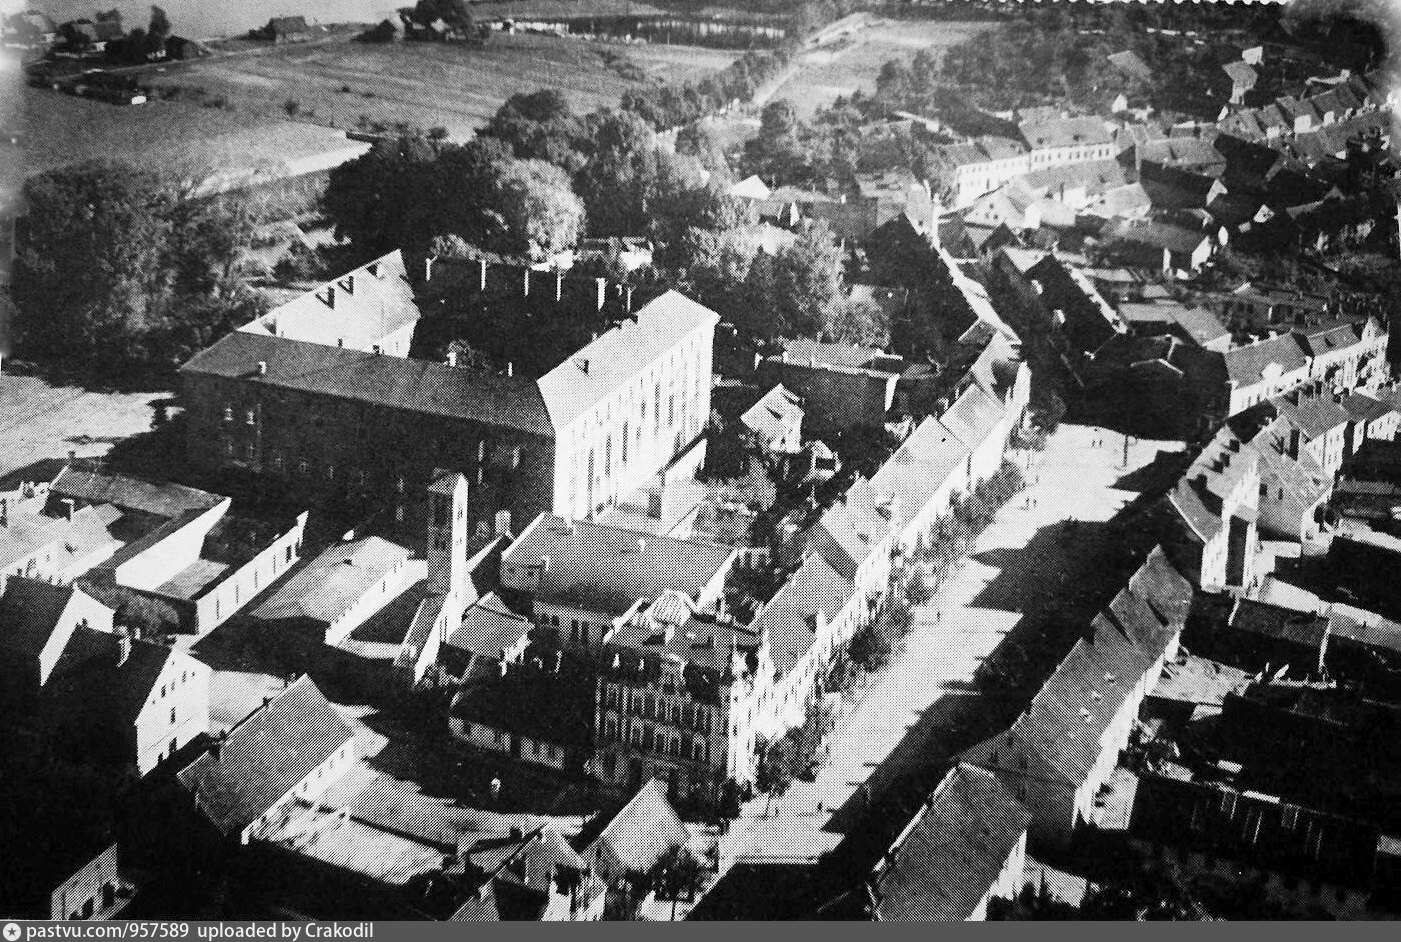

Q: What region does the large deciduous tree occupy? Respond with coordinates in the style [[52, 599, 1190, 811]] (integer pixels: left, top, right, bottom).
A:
[[483, 89, 589, 174], [12, 160, 262, 380], [489, 158, 584, 260], [772, 220, 845, 338]]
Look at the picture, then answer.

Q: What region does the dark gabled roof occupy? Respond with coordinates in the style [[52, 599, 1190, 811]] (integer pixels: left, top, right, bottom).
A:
[[177, 676, 354, 837], [1231, 598, 1328, 649], [180, 332, 555, 437], [1270, 385, 1350, 440], [578, 778, 688, 875], [44, 629, 182, 729], [1129, 546, 1195, 631], [1019, 116, 1113, 151], [50, 461, 224, 520], [1222, 333, 1310, 387], [1340, 392, 1398, 425], [963, 549, 1187, 788], [448, 593, 532, 660], [1297, 321, 1362, 358], [0, 577, 84, 661], [1168, 425, 1257, 542], [1105, 220, 1210, 256], [871, 764, 1029, 921], [448, 661, 594, 752]]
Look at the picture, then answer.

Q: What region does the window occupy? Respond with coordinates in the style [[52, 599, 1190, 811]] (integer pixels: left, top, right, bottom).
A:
[[170, 707, 176, 724], [245, 409, 256, 425], [224, 405, 234, 423]]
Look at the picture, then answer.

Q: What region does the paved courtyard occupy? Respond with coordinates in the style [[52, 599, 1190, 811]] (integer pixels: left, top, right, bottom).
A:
[[724, 422, 1185, 865]]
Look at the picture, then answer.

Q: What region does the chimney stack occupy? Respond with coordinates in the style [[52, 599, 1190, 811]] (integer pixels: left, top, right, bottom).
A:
[[116, 629, 131, 667], [257, 360, 267, 376], [447, 349, 459, 368], [596, 277, 607, 312], [62, 498, 75, 521], [424, 256, 435, 283], [507, 361, 514, 378]]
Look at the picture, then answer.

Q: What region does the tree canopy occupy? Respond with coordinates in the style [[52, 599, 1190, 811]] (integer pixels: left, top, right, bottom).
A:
[[324, 135, 588, 259], [12, 160, 263, 382]]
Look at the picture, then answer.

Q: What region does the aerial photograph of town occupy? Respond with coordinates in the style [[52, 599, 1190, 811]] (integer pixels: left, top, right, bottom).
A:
[[0, 0, 1397, 923]]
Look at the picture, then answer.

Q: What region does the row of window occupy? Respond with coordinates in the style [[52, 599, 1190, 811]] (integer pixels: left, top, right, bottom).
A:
[[603, 685, 713, 734], [602, 717, 709, 763]]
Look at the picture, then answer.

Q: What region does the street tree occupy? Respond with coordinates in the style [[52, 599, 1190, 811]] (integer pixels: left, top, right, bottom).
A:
[[651, 845, 706, 920]]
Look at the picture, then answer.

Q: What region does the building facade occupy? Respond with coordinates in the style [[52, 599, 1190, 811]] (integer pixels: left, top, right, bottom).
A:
[[180, 289, 716, 544]]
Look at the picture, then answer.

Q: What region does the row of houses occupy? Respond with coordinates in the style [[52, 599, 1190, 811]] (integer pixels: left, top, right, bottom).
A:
[[930, 115, 1119, 208], [431, 325, 1029, 807], [1216, 69, 1391, 144], [818, 545, 1195, 920]]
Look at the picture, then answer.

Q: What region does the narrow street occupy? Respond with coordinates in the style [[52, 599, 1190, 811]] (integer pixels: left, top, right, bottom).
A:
[[723, 422, 1185, 866]]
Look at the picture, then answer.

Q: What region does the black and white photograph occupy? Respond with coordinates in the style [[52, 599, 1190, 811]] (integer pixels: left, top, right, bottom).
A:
[[0, 0, 1398, 923]]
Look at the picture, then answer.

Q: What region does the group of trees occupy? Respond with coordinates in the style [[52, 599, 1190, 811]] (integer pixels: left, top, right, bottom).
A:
[[324, 133, 583, 260], [106, 5, 172, 64], [11, 161, 266, 383]]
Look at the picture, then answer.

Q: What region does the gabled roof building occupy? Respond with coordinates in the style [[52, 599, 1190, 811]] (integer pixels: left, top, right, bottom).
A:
[[960, 548, 1192, 850], [177, 675, 356, 845]]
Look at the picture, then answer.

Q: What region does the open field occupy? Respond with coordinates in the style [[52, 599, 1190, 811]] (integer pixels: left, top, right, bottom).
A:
[[22, 85, 368, 180], [133, 33, 740, 138], [769, 15, 994, 117], [32, 0, 771, 41], [19, 31, 739, 179], [0, 372, 169, 484]]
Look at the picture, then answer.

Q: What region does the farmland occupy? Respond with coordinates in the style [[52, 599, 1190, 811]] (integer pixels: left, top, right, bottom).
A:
[[768, 14, 996, 117], [136, 32, 742, 138]]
